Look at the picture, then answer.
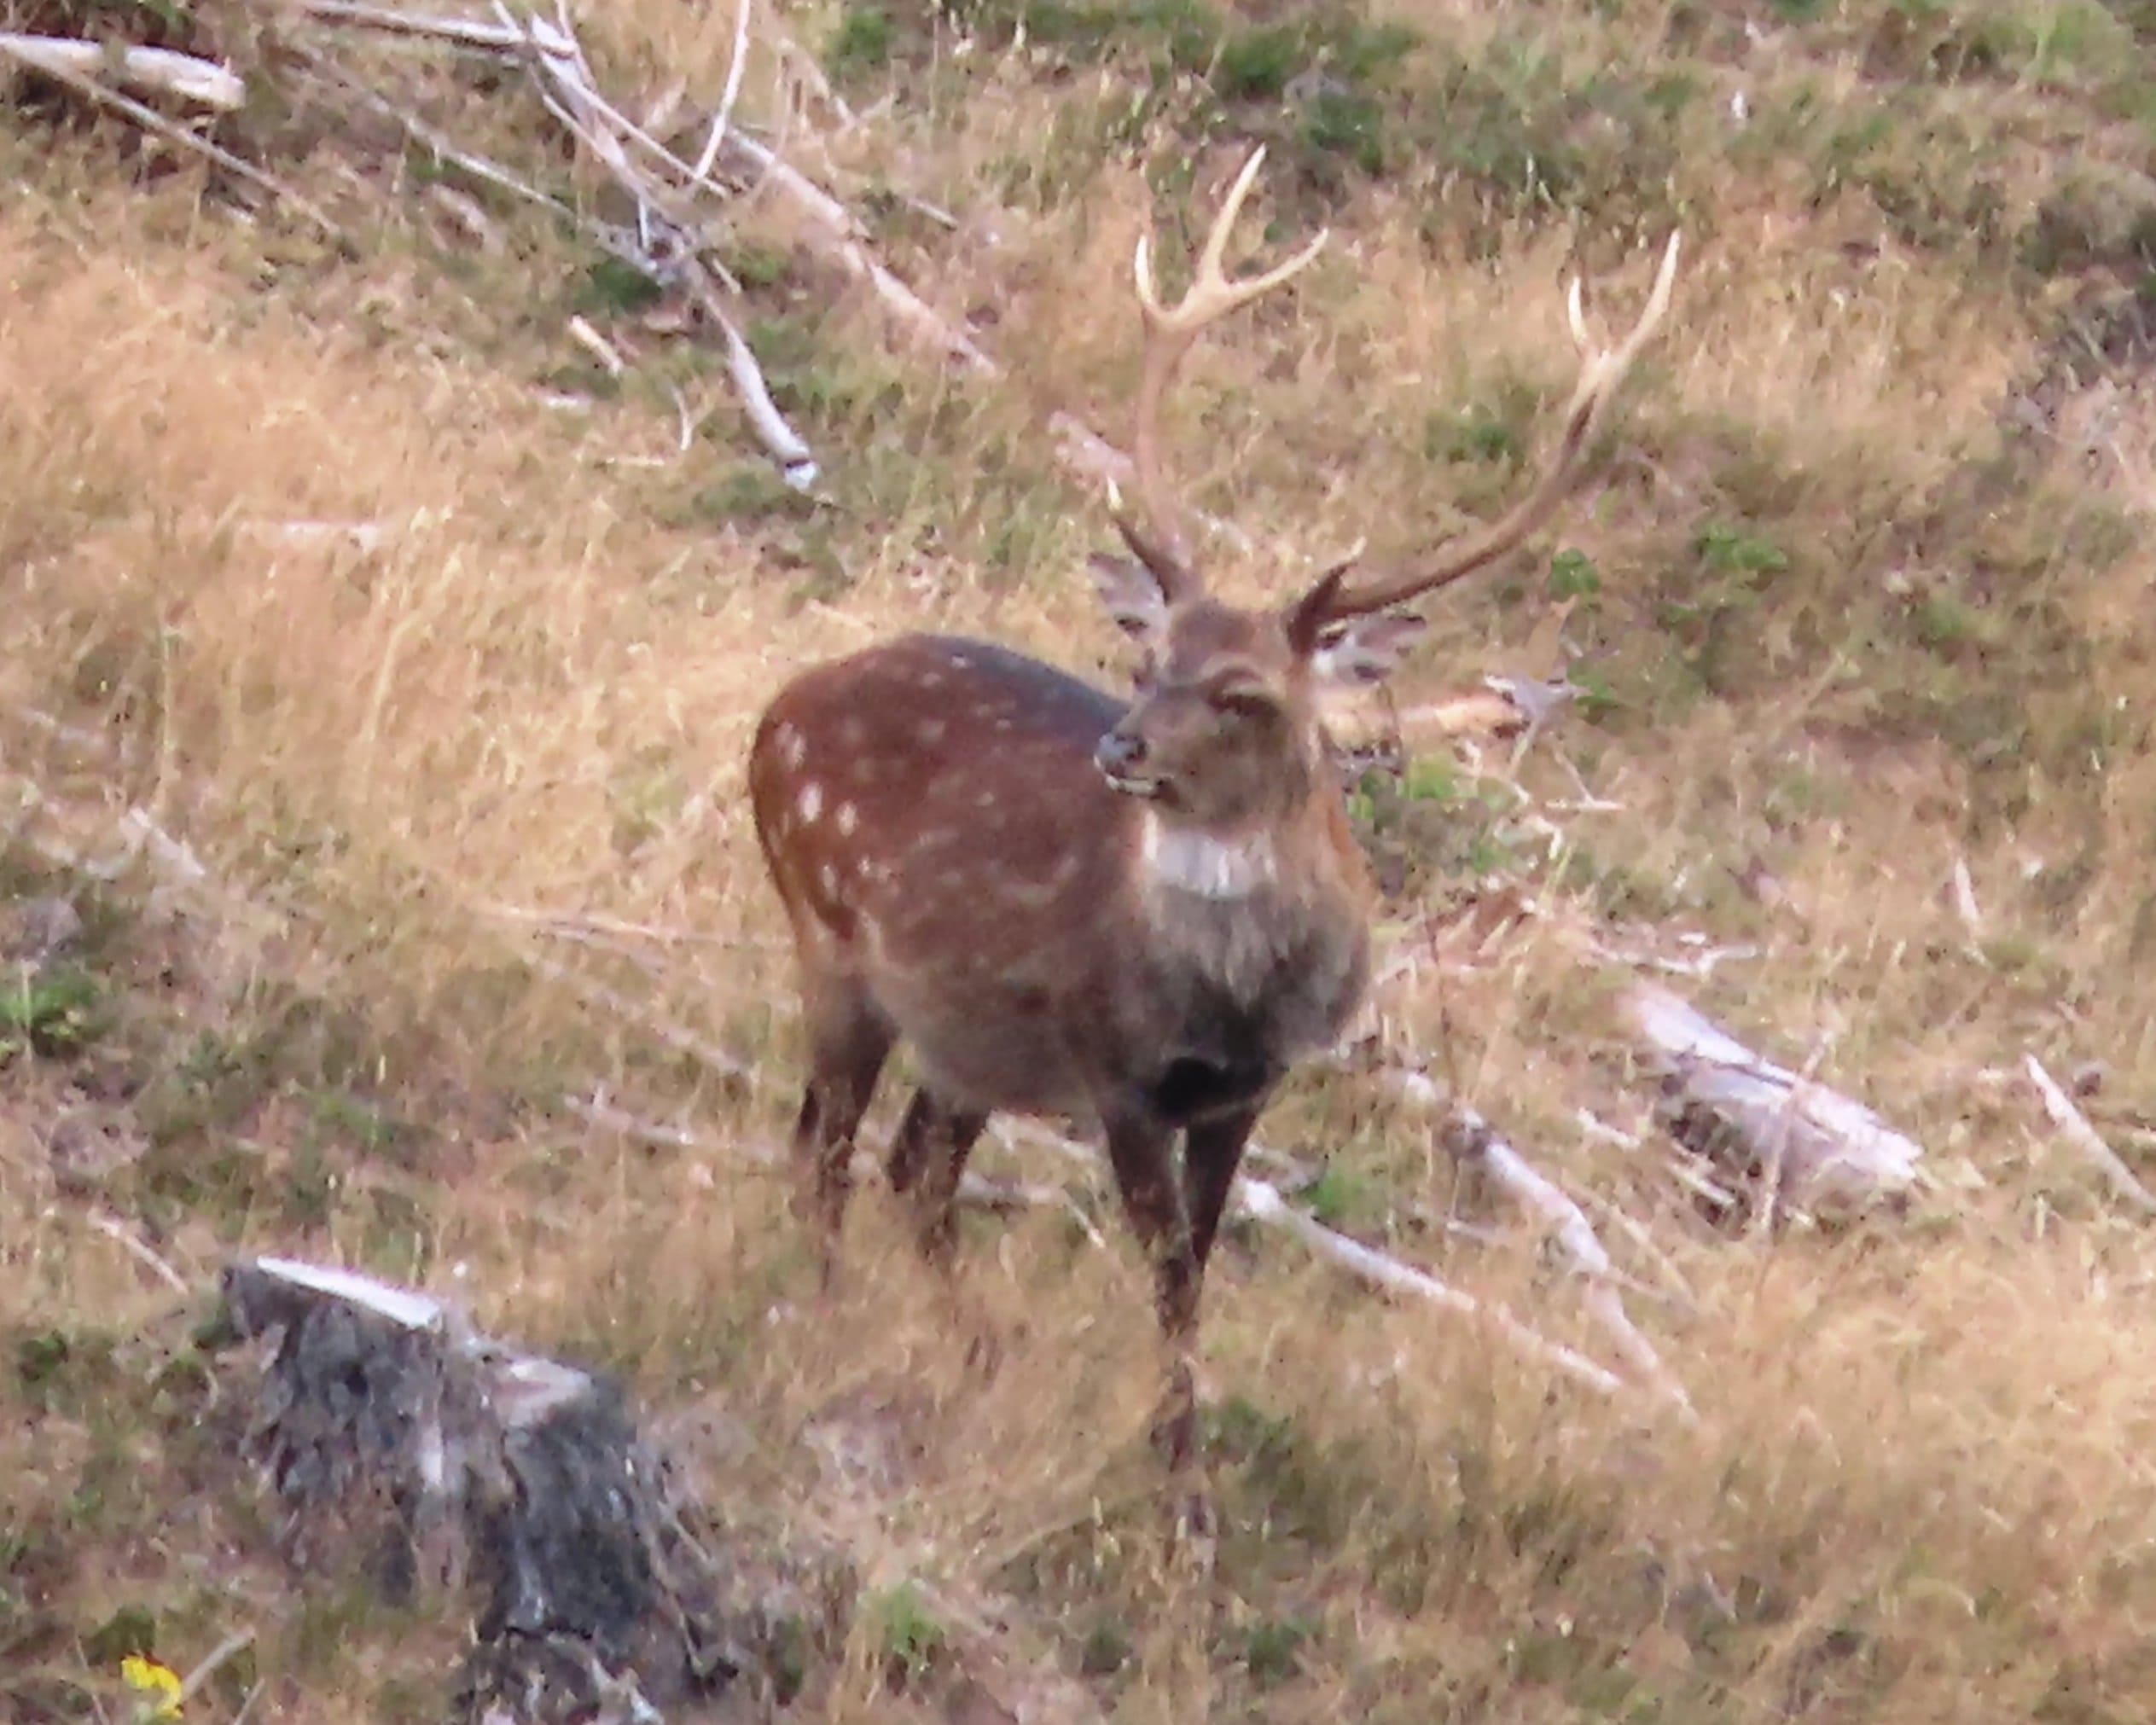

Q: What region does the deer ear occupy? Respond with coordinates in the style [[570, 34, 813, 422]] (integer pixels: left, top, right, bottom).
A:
[[1088, 553, 1173, 651], [1306, 610, 1427, 694]]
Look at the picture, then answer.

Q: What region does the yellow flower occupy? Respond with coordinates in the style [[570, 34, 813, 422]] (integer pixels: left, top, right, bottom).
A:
[[119, 1653, 184, 1720]]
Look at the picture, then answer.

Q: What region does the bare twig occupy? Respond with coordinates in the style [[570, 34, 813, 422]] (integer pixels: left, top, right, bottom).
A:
[[2025, 1053, 2156, 1217], [567, 315, 627, 376], [716, 307, 818, 485], [178, 1630, 258, 1705], [1950, 856, 1983, 938], [494, 5, 817, 484], [0, 32, 245, 109], [524, 952, 755, 1083], [86, 1210, 190, 1295], [303, 51, 575, 221], [691, 0, 754, 183]]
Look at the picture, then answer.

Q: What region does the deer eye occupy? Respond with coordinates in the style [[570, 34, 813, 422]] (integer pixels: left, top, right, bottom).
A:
[[1211, 680, 1277, 719]]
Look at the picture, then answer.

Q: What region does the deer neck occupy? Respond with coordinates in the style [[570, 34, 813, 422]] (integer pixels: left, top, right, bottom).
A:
[[1132, 801, 1363, 935], [1139, 815, 1281, 903], [1127, 799, 1369, 1063]]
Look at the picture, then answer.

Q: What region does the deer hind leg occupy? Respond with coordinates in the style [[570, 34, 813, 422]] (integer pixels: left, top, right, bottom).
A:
[[886, 1089, 991, 1268], [888, 1088, 1000, 1371], [789, 980, 894, 1283]]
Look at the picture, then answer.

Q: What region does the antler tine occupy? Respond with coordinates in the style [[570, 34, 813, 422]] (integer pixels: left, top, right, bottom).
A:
[[1117, 146, 1328, 591], [1295, 231, 1681, 633]]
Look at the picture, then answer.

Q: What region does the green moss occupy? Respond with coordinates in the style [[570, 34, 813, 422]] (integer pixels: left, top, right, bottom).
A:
[[827, 2, 895, 77]]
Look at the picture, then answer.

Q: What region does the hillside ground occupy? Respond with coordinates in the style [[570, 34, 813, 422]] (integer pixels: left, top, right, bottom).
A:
[[9, 0, 2156, 1720]]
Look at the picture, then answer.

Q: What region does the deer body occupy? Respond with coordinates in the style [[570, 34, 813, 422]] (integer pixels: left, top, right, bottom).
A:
[[748, 147, 1679, 1516], [750, 627, 1373, 1298]]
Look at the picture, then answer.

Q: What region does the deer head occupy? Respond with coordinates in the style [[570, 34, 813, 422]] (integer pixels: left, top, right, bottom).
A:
[[1085, 147, 1681, 839]]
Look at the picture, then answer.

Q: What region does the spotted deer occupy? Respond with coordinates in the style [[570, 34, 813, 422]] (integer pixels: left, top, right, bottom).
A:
[[749, 147, 1679, 1490]]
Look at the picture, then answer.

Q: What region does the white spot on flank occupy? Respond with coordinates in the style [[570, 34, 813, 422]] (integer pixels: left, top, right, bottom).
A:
[[798, 782, 823, 823], [1140, 810, 1279, 902], [777, 723, 806, 768], [837, 802, 858, 836], [918, 717, 947, 744], [818, 863, 839, 895], [975, 789, 998, 810]]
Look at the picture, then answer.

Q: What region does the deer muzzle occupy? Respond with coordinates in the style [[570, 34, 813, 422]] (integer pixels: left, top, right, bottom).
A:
[[1094, 727, 1160, 798]]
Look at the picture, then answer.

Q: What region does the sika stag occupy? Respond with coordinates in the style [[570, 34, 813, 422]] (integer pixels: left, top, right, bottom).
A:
[[750, 147, 1679, 1506]]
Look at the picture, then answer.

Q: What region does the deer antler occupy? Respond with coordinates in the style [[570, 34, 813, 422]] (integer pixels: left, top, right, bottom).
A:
[[1288, 231, 1682, 640], [1113, 146, 1329, 596]]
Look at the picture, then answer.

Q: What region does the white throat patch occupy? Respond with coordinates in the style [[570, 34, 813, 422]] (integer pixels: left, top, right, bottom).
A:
[[1140, 812, 1278, 902]]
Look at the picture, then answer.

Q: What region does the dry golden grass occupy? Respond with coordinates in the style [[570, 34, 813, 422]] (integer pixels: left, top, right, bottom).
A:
[[11, 0, 2156, 1717]]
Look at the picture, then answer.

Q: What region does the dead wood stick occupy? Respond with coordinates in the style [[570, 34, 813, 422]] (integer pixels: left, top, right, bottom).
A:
[[303, 50, 575, 221], [299, 0, 526, 50], [177, 1630, 258, 1705], [1230, 1180, 1625, 1397], [2025, 1053, 2156, 1217], [0, 32, 245, 109], [995, 1119, 1626, 1399], [1448, 1108, 1694, 1419], [503, 8, 818, 482], [86, 1209, 191, 1295], [0, 38, 351, 251], [690, 0, 754, 183], [565, 1092, 1098, 1236], [299, 0, 1239, 541], [1375, 1066, 1692, 1414]]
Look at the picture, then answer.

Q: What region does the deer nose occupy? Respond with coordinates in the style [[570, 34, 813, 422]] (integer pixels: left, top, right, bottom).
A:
[[1094, 728, 1148, 780]]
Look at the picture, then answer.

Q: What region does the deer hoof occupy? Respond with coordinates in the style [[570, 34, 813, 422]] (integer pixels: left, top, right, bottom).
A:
[[1168, 1476, 1220, 1572]]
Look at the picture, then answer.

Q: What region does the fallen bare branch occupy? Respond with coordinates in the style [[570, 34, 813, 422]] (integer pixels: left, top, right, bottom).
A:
[[0, 32, 245, 109], [1369, 1064, 1692, 1414], [2025, 1053, 2156, 1216], [299, 0, 525, 51], [491, 5, 819, 485], [567, 314, 627, 375], [1446, 1107, 1694, 1418], [302, 49, 575, 221], [717, 308, 818, 485], [1231, 1181, 1626, 1397], [0, 38, 352, 251], [523, 951, 755, 1083], [1950, 856, 1983, 938], [1572, 1182, 1699, 1311]]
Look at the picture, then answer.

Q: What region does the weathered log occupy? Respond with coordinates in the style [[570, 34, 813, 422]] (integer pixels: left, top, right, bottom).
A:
[[1622, 982, 1923, 1218]]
